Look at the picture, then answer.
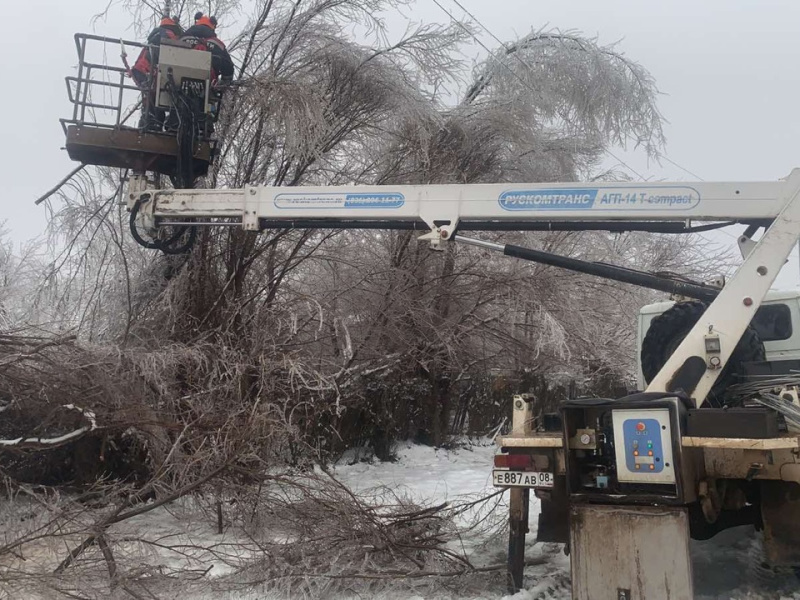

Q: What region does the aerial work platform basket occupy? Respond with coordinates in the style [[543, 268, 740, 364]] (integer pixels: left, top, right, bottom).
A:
[[61, 33, 214, 179]]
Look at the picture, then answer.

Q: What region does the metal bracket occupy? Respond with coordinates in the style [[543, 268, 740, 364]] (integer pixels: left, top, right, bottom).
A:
[[779, 386, 800, 405], [417, 228, 445, 251], [745, 462, 764, 481], [738, 235, 758, 259], [511, 394, 534, 435], [737, 224, 761, 259], [704, 333, 722, 370], [242, 186, 259, 231], [126, 174, 151, 210]]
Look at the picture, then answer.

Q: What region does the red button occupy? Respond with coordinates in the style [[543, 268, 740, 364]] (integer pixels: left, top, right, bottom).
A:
[[636, 422, 646, 432]]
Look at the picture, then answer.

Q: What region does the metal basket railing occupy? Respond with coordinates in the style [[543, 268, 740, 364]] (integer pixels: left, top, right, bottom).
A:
[[61, 33, 148, 133]]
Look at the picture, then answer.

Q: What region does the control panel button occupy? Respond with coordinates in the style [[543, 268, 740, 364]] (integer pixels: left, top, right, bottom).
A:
[[622, 418, 665, 475], [612, 409, 675, 485]]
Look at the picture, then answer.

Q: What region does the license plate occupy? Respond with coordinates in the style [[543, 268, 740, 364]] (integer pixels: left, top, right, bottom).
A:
[[492, 469, 554, 488]]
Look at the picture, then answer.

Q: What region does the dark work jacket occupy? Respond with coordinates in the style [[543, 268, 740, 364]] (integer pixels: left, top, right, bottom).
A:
[[131, 25, 182, 82], [180, 24, 235, 81]]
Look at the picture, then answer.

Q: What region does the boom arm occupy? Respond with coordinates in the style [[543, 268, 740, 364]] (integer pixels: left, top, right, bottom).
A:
[[129, 171, 800, 407], [132, 178, 787, 240]]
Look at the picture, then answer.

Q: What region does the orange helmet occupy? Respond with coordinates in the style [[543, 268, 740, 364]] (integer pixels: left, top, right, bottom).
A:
[[194, 13, 216, 29], [159, 16, 177, 27]]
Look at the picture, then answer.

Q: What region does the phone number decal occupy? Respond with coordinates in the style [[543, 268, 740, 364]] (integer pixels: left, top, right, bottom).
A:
[[275, 193, 405, 209]]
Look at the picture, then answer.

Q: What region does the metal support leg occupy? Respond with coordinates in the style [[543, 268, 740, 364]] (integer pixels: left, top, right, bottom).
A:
[[507, 487, 530, 593], [570, 504, 693, 600]]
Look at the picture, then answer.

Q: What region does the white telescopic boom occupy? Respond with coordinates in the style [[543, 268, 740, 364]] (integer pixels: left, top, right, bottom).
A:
[[137, 178, 789, 237]]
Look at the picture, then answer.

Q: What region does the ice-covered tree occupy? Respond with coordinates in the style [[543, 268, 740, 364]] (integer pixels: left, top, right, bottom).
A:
[[39, 0, 721, 449]]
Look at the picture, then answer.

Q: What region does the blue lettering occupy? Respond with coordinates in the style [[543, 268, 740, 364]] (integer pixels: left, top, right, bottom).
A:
[[499, 189, 598, 211]]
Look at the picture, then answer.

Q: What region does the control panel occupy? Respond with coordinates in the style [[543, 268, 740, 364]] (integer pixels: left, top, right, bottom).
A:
[[611, 408, 676, 484]]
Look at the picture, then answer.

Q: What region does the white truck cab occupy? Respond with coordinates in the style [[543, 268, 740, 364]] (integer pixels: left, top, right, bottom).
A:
[[637, 289, 800, 389]]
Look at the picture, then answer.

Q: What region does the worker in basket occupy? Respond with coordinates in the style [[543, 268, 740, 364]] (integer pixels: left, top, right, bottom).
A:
[[130, 16, 184, 132], [174, 13, 235, 131]]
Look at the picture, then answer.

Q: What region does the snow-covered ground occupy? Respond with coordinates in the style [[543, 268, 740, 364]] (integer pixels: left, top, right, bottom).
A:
[[4, 441, 800, 599]]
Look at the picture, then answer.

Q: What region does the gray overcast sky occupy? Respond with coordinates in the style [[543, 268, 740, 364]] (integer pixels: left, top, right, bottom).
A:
[[3, 0, 799, 287]]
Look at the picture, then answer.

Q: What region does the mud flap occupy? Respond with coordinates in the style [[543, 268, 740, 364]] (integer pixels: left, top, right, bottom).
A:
[[507, 487, 530, 593], [761, 480, 800, 566], [536, 475, 569, 544]]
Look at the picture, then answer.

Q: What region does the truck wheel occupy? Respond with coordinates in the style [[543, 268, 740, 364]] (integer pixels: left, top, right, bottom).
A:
[[641, 301, 765, 403]]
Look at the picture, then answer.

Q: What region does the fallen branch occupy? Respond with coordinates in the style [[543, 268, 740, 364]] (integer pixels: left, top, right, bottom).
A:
[[34, 165, 86, 206], [96, 534, 117, 581], [54, 532, 105, 574], [54, 463, 230, 574], [0, 335, 77, 367]]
